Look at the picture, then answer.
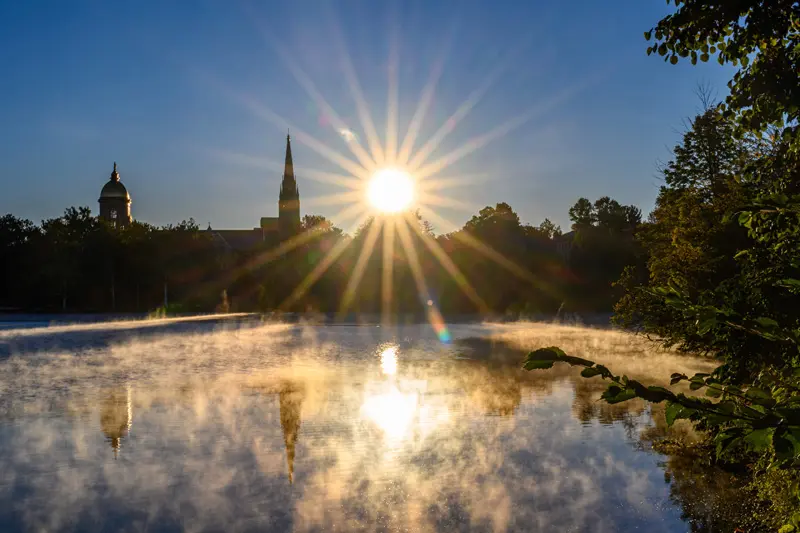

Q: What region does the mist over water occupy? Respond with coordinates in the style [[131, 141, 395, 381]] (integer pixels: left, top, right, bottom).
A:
[[0, 319, 741, 532]]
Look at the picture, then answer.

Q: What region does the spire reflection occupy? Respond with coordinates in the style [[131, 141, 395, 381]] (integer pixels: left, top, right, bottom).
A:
[[278, 382, 305, 484]]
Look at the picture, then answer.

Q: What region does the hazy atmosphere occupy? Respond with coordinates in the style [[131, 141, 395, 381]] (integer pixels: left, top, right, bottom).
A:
[[1, 0, 798, 531]]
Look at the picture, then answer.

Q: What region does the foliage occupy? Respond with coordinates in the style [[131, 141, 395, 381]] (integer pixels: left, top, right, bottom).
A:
[[645, 0, 800, 140], [564, 196, 643, 312], [523, 347, 800, 468], [613, 107, 750, 351]]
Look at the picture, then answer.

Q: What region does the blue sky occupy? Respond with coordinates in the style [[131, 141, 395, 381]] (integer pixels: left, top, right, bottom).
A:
[[0, 1, 733, 233]]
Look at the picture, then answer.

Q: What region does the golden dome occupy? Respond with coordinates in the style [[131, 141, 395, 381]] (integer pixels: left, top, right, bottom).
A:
[[99, 162, 131, 201]]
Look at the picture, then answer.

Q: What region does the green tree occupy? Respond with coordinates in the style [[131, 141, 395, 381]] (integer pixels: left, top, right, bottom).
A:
[[568, 197, 595, 229]]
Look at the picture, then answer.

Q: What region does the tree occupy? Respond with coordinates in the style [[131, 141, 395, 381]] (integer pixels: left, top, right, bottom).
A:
[[536, 218, 562, 239], [645, 0, 799, 140], [0, 214, 38, 309], [568, 198, 595, 229], [614, 108, 750, 350], [301, 214, 342, 236]]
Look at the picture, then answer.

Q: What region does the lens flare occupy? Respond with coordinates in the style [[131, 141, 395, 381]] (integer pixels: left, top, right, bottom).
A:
[[426, 302, 451, 343]]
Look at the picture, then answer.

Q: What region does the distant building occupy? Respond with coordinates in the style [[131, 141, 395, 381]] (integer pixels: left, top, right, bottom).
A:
[[98, 134, 302, 248], [98, 162, 132, 228], [554, 230, 576, 262], [208, 134, 302, 250]]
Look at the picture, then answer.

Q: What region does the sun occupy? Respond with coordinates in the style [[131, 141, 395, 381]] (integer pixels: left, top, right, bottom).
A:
[[367, 168, 414, 213]]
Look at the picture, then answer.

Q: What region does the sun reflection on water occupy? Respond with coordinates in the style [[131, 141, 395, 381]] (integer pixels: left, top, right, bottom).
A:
[[361, 344, 450, 445], [379, 344, 398, 376]]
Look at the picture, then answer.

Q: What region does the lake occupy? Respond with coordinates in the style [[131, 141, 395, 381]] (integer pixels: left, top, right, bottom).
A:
[[0, 317, 750, 532]]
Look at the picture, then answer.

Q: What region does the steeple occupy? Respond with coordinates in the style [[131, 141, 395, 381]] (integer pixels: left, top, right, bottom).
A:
[[278, 132, 301, 237], [284, 131, 294, 179]]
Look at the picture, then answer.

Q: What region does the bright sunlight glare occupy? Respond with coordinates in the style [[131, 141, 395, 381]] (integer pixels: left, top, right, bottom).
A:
[[367, 168, 414, 213]]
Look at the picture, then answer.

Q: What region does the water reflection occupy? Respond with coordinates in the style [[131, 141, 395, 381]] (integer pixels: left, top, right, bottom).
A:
[[0, 322, 750, 532], [99, 385, 132, 457], [279, 383, 305, 484], [379, 344, 398, 376]]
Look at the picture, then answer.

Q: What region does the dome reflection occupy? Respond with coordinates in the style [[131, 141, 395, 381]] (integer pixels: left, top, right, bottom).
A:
[[99, 385, 132, 458]]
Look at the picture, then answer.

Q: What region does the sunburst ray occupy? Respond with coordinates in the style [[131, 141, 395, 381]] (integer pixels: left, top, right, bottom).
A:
[[330, 13, 385, 166], [261, 36, 377, 172], [396, 30, 453, 167], [395, 217, 452, 342], [413, 79, 595, 180], [416, 192, 477, 212], [303, 190, 364, 208], [297, 168, 363, 189], [238, 202, 366, 276], [416, 173, 490, 193], [216, 80, 370, 180], [208, 149, 362, 189], [404, 212, 488, 313], [395, 216, 430, 301], [381, 219, 396, 324], [405, 39, 532, 173], [280, 212, 372, 310], [338, 218, 383, 318], [418, 206, 560, 299], [385, 18, 399, 166]]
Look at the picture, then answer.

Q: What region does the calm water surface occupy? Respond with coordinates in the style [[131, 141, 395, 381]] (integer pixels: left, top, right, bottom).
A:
[[0, 319, 746, 532]]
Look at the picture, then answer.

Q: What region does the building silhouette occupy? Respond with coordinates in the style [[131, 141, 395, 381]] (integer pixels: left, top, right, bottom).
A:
[[97, 134, 302, 247], [209, 134, 302, 249], [98, 162, 132, 228]]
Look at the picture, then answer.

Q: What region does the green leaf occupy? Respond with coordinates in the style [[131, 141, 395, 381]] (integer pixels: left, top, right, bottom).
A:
[[665, 403, 696, 425], [773, 433, 795, 463], [603, 388, 637, 404], [644, 31, 652, 41], [744, 428, 773, 452], [523, 359, 554, 370], [778, 279, 800, 291], [522, 347, 564, 370], [580, 367, 603, 378], [689, 380, 704, 391], [594, 365, 612, 379], [746, 387, 773, 400], [561, 355, 594, 367], [754, 317, 779, 329], [705, 386, 723, 398], [640, 386, 674, 403], [670, 55, 678, 65], [714, 430, 742, 458]]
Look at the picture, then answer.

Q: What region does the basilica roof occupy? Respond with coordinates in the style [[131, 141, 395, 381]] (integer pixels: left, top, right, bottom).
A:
[[99, 162, 131, 201]]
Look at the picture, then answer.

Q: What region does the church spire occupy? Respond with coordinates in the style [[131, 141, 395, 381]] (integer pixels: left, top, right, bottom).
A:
[[279, 131, 301, 237], [284, 131, 294, 179]]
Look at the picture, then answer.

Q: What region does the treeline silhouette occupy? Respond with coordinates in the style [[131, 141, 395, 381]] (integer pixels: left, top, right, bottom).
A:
[[0, 198, 641, 316]]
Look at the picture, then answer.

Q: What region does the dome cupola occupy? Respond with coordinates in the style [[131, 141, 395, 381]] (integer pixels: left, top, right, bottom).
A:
[[98, 162, 132, 227]]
